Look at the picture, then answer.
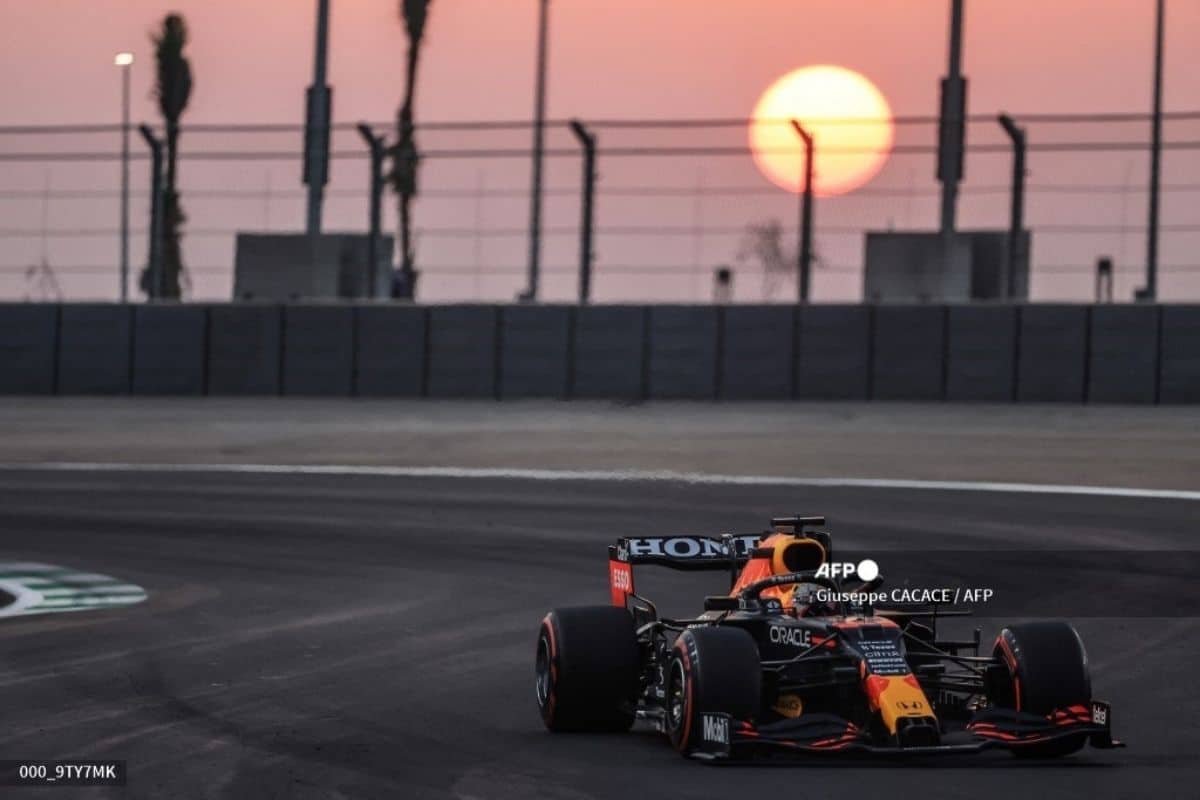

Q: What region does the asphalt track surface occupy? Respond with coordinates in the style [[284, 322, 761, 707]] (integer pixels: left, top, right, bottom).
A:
[[1, 468, 1197, 799]]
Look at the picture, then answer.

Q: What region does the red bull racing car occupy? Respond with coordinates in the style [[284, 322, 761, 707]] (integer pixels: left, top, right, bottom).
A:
[[535, 515, 1123, 759]]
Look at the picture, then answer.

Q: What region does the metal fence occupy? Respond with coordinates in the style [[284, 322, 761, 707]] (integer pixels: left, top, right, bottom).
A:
[[1, 111, 1199, 303]]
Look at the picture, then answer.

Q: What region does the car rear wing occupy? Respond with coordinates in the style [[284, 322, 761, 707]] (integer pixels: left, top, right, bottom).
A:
[[608, 534, 764, 607], [607, 517, 830, 608]]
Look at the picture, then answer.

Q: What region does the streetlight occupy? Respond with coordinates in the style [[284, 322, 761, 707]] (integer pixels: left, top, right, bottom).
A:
[[115, 52, 134, 303]]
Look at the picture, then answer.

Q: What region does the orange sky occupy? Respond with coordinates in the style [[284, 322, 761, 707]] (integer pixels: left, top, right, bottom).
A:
[[1, 1, 1195, 128], [0, 1, 1197, 302]]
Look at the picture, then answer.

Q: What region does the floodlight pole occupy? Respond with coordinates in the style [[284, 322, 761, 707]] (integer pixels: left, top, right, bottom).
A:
[[304, 0, 333, 236], [998, 114, 1026, 300], [138, 124, 165, 300], [1140, 0, 1165, 302], [568, 120, 597, 304], [938, 0, 967, 275], [522, 0, 550, 302], [357, 123, 387, 299], [116, 54, 133, 302], [790, 120, 815, 304]]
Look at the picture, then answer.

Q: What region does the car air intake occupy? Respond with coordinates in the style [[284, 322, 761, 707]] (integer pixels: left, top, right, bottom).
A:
[[896, 716, 941, 748]]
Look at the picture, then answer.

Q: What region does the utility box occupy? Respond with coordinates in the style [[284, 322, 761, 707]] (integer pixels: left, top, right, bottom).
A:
[[863, 230, 1029, 303], [233, 233, 393, 301]]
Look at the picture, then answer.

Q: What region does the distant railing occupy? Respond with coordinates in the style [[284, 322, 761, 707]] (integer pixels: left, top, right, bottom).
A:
[[1, 112, 1199, 303]]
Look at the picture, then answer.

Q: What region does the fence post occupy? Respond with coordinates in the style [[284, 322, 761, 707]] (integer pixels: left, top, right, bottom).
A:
[[790, 120, 815, 304], [568, 120, 597, 304], [998, 114, 1027, 300], [356, 123, 387, 299], [138, 124, 165, 300]]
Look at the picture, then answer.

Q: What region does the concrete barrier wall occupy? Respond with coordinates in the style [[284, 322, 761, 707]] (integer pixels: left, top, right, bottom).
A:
[[133, 305, 207, 395], [649, 306, 718, 399], [0, 304, 58, 394], [720, 306, 794, 400], [282, 305, 355, 396], [1016, 305, 1088, 402], [872, 305, 946, 400], [501, 306, 572, 399], [0, 302, 1195, 403], [57, 304, 132, 395], [1160, 305, 1200, 403], [355, 306, 426, 397], [572, 306, 646, 399], [945, 305, 1017, 402], [208, 305, 282, 395], [427, 305, 498, 398], [1088, 305, 1159, 404], [796, 306, 871, 400]]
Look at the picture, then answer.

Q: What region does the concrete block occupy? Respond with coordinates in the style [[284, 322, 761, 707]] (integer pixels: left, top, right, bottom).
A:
[[132, 305, 207, 395], [57, 304, 132, 394], [1088, 305, 1158, 404], [945, 305, 1016, 402], [572, 306, 647, 399], [1016, 305, 1088, 402], [649, 306, 718, 399], [795, 305, 870, 400], [872, 306, 946, 400], [282, 305, 355, 396], [501, 306, 571, 398], [207, 304, 282, 395], [1160, 305, 1200, 403], [720, 306, 794, 400], [0, 304, 58, 394], [427, 306, 498, 398], [355, 305, 426, 396]]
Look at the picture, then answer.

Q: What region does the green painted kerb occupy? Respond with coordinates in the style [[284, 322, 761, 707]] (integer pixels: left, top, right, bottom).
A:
[[0, 562, 147, 618]]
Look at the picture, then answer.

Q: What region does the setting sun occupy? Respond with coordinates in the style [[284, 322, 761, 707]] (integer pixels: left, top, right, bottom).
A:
[[749, 65, 894, 197]]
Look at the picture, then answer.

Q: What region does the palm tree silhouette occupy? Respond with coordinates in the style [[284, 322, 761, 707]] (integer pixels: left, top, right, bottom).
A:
[[390, 0, 433, 300], [141, 13, 193, 300]]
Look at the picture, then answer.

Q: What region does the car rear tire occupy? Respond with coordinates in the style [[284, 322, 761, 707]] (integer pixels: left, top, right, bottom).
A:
[[666, 626, 761, 755], [536, 606, 640, 732], [992, 621, 1092, 757]]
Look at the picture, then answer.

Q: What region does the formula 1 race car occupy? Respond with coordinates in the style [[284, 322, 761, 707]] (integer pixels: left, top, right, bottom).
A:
[[535, 515, 1123, 759]]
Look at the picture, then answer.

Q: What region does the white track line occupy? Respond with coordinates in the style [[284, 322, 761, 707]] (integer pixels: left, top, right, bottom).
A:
[[0, 462, 1197, 501]]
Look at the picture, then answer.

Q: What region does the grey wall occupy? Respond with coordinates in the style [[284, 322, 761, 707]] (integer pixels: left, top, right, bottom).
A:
[[282, 305, 355, 396], [208, 305, 282, 395], [1160, 305, 1200, 403], [1088, 305, 1159, 404], [1017, 305, 1088, 402], [872, 305, 946, 400], [133, 305, 207, 395], [355, 306, 426, 397], [427, 306, 498, 398], [572, 306, 646, 399], [501, 306, 571, 399], [0, 304, 58, 394], [649, 306, 718, 399], [720, 306, 794, 400], [945, 305, 1016, 402], [57, 304, 132, 394], [2, 302, 1196, 404], [795, 305, 871, 400]]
